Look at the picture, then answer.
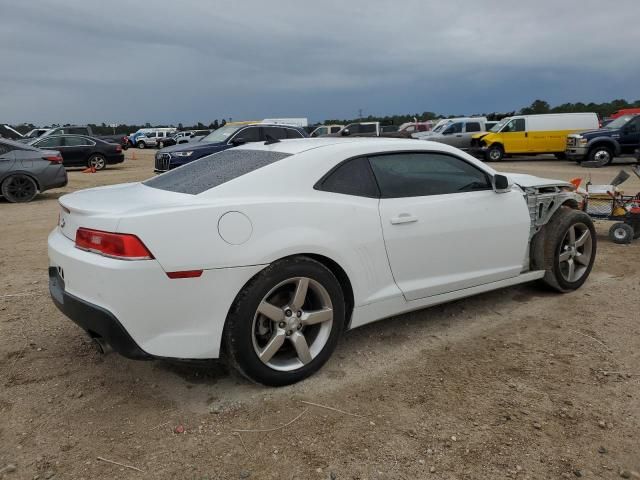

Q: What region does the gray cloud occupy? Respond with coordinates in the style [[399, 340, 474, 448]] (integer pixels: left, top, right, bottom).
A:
[[1, 0, 639, 124]]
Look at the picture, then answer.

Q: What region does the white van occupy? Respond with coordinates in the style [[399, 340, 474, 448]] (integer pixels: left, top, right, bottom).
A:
[[470, 113, 599, 161]]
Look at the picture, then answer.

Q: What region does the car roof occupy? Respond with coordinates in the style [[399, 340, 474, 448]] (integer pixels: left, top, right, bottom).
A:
[[232, 136, 469, 156], [32, 134, 105, 142]]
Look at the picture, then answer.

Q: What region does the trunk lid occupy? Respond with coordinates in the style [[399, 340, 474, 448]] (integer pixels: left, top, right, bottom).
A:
[[57, 182, 192, 241]]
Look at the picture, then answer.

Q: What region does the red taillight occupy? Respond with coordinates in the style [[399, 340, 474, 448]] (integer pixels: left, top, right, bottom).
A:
[[115, 145, 122, 152], [75, 228, 154, 260], [166, 270, 203, 279], [44, 155, 63, 164]]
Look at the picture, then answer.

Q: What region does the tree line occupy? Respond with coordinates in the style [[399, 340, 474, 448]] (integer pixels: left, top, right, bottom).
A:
[[323, 98, 640, 126], [5, 98, 640, 136]]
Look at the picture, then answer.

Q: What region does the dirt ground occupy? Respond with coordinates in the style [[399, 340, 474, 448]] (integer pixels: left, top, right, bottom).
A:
[[1, 149, 639, 480]]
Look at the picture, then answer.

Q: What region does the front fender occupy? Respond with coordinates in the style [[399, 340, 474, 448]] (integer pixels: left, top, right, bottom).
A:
[[587, 137, 620, 155]]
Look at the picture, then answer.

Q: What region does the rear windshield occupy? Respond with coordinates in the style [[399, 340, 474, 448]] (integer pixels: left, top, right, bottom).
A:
[[143, 149, 291, 195]]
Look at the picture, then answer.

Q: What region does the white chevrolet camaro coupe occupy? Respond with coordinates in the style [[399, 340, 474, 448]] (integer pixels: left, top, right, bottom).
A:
[[48, 138, 596, 386]]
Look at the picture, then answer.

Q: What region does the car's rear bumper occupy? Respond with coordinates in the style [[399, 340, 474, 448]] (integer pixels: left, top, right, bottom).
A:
[[41, 165, 68, 191], [47, 228, 266, 359], [49, 266, 150, 359], [107, 153, 125, 164]]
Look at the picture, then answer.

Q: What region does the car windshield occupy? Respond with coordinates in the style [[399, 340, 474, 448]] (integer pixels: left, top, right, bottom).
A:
[[491, 118, 510, 132], [605, 115, 635, 129], [432, 122, 450, 133], [200, 125, 243, 144]]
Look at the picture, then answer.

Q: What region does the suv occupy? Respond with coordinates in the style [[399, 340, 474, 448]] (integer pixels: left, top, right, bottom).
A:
[[310, 125, 343, 137], [154, 123, 308, 172], [136, 130, 175, 149], [566, 114, 640, 166]]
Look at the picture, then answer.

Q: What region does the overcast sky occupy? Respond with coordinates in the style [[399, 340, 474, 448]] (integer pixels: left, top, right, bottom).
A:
[[2, 0, 639, 125]]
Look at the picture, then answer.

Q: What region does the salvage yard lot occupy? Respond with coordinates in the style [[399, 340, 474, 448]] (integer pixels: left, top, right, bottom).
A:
[[1, 150, 639, 479]]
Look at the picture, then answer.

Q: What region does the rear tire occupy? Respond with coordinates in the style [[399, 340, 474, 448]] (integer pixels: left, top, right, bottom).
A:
[[532, 208, 596, 292], [608, 223, 634, 244], [1, 174, 38, 203], [223, 256, 345, 386], [484, 144, 504, 162], [88, 154, 106, 171]]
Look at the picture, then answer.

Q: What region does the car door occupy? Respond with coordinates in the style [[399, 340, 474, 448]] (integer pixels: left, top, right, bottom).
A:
[[0, 142, 16, 176], [62, 136, 94, 165], [462, 121, 482, 149], [230, 126, 262, 144], [371, 152, 530, 301], [500, 118, 529, 153], [439, 122, 465, 147], [618, 116, 640, 154]]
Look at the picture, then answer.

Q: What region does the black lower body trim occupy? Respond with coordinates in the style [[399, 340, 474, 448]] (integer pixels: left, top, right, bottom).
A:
[[48, 267, 150, 360]]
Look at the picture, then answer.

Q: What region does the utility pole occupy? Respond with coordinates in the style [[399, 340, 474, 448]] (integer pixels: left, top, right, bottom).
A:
[[358, 109, 363, 121]]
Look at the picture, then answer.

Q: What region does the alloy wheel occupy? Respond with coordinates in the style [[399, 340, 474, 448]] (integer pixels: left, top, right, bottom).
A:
[[4, 175, 37, 202], [90, 156, 106, 170], [251, 277, 333, 372], [558, 222, 593, 282]]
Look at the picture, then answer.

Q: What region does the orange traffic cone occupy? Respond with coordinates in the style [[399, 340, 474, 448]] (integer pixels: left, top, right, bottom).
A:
[[131, 150, 137, 161], [82, 166, 96, 174]]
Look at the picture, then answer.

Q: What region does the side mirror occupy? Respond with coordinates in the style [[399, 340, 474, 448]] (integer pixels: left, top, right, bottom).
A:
[[442, 129, 453, 135], [231, 137, 246, 145], [341, 128, 350, 137], [494, 174, 511, 193]]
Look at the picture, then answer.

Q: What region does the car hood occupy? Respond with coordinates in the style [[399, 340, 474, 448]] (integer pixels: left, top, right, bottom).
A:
[[571, 128, 615, 137], [160, 141, 225, 154], [504, 173, 571, 189]]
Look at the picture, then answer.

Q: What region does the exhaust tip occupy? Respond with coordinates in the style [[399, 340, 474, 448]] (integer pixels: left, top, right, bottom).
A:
[[91, 337, 112, 355]]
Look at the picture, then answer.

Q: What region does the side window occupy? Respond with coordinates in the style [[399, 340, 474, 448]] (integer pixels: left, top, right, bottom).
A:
[[233, 127, 261, 143], [330, 126, 341, 134], [369, 152, 492, 198], [360, 124, 377, 134], [263, 127, 288, 140], [35, 137, 64, 148], [626, 118, 640, 132], [465, 122, 481, 133], [347, 124, 360, 134], [285, 128, 303, 139], [68, 127, 88, 135], [65, 136, 93, 146], [317, 157, 379, 198], [444, 122, 463, 134], [504, 119, 525, 132]]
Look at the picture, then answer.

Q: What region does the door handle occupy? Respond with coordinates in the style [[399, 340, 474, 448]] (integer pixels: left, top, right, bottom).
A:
[[390, 214, 418, 225], [456, 134, 462, 137]]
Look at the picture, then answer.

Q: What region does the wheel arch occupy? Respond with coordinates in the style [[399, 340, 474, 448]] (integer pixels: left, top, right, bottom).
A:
[[1, 171, 41, 191], [224, 252, 355, 333], [588, 138, 620, 155]]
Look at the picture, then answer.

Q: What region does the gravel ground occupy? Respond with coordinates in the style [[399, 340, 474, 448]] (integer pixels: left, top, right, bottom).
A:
[[1, 149, 639, 480]]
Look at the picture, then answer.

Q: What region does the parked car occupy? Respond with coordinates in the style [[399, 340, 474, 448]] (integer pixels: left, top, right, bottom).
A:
[[330, 122, 411, 138], [49, 138, 595, 386], [154, 123, 308, 172], [413, 117, 488, 140], [397, 121, 432, 135], [470, 113, 599, 162], [310, 125, 343, 137], [0, 137, 67, 203], [19, 125, 128, 149], [135, 130, 176, 149], [129, 128, 177, 147], [416, 118, 487, 150], [566, 114, 640, 166], [30, 135, 124, 171], [156, 131, 193, 149]]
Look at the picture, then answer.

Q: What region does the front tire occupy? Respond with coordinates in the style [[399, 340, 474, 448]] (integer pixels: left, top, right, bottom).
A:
[[137, 141, 145, 149], [484, 144, 504, 162], [1, 174, 38, 203], [223, 257, 345, 386], [587, 145, 613, 167], [554, 152, 567, 160], [532, 208, 596, 292]]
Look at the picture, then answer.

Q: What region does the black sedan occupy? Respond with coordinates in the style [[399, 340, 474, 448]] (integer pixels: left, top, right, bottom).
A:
[[0, 138, 67, 203], [29, 135, 124, 171]]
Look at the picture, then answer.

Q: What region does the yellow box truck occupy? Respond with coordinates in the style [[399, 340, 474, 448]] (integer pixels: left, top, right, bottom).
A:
[[470, 113, 599, 162]]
